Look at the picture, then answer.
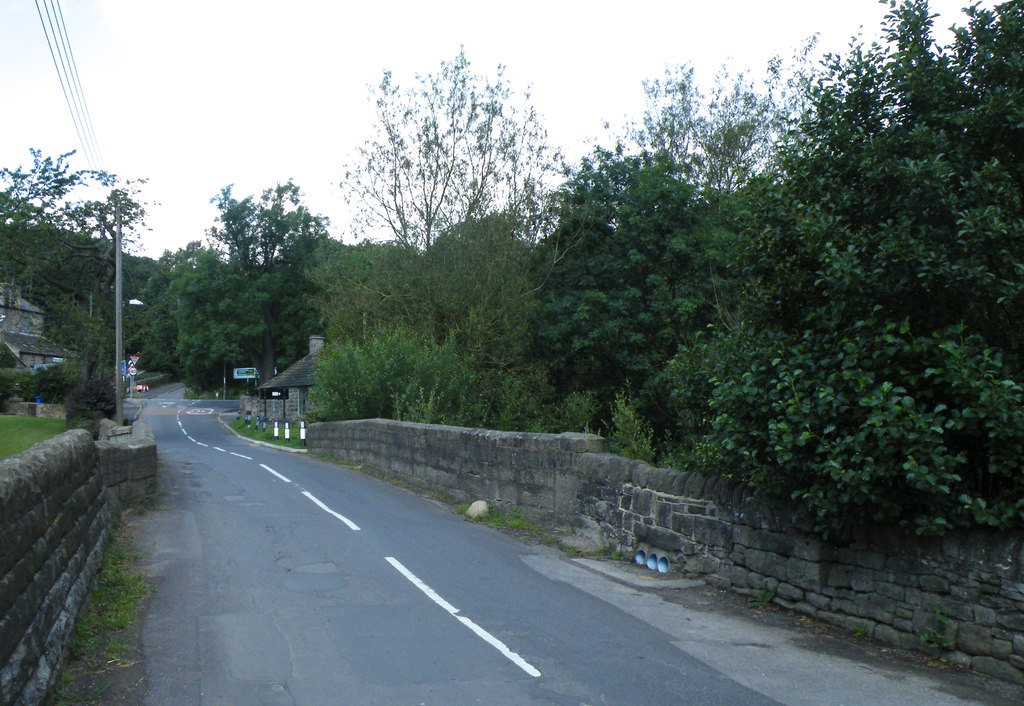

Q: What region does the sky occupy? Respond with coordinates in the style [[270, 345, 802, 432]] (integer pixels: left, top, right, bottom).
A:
[[0, 0, 995, 259]]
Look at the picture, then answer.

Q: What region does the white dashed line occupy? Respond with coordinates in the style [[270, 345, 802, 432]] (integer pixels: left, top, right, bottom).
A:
[[302, 491, 360, 530], [259, 464, 292, 483], [385, 557, 541, 677], [196, 442, 208, 447], [213, 447, 226, 452], [231, 452, 252, 460]]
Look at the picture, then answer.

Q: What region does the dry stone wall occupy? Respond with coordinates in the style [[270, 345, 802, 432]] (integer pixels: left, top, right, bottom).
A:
[[0, 422, 157, 705], [0, 431, 112, 706], [309, 418, 1024, 684], [577, 452, 1024, 685], [96, 420, 158, 513], [308, 419, 604, 524]]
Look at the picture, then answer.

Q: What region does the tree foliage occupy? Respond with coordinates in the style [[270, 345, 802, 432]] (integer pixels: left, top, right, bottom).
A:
[[534, 147, 732, 434], [315, 212, 538, 371], [175, 181, 330, 387], [684, 0, 1024, 536], [629, 62, 792, 195], [343, 48, 556, 249], [0, 150, 147, 378]]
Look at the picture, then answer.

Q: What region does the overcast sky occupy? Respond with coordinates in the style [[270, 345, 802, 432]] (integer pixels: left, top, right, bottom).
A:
[[0, 0, 993, 258]]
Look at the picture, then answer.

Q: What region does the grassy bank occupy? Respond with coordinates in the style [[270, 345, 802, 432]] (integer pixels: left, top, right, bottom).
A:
[[0, 416, 67, 458], [228, 417, 306, 449]]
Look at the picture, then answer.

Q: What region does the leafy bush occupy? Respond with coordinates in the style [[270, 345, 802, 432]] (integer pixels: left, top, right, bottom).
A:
[[29, 361, 79, 403], [707, 316, 1024, 536], [670, 1, 1024, 535], [0, 368, 32, 400], [312, 329, 482, 425], [65, 378, 117, 429], [607, 389, 656, 463]]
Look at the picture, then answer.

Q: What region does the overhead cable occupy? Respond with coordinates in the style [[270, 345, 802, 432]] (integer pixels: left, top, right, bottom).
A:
[[35, 0, 104, 170]]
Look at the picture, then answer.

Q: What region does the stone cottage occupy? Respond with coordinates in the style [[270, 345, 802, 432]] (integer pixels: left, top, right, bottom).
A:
[[0, 285, 70, 369], [250, 335, 325, 422]]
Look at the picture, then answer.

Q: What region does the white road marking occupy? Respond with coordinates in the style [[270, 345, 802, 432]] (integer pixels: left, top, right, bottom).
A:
[[385, 557, 459, 615], [213, 446, 226, 452], [231, 452, 252, 459], [197, 442, 208, 447], [385, 557, 541, 677], [180, 428, 187, 435], [259, 464, 291, 483], [187, 436, 196, 443], [302, 491, 360, 530], [186, 408, 214, 415]]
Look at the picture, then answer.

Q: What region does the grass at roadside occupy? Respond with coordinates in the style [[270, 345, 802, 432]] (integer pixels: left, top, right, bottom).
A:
[[47, 519, 149, 705], [228, 417, 306, 449], [0, 416, 67, 458]]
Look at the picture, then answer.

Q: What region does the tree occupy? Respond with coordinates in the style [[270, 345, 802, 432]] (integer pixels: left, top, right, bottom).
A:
[[690, 0, 1024, 536], [0, 150, 147, 378], [343, 48, 557, 249], [629, 42, 816, 198], [315, 212, 539, 371], [534, 147, 728, 435], [173, 181, 328, 388]]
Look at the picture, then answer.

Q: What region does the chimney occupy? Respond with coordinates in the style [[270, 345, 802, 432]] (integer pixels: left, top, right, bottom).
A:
[[309, 335, 325, 355]]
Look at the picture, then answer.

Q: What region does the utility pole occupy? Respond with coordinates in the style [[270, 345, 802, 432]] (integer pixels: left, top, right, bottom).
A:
[[114, 200, 123, 424]]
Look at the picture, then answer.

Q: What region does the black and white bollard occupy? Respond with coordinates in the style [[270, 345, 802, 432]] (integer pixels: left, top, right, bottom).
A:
[[273, 419, 279, 440], [284, 420, 290, 443], [300, 420, 306, 447]]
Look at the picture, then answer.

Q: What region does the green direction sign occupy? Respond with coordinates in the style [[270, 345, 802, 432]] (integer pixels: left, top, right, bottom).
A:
[[233, 367, 258, 379]]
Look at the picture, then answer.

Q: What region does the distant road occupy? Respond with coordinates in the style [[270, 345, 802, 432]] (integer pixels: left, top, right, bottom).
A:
[[130, 393, 1020, 705]]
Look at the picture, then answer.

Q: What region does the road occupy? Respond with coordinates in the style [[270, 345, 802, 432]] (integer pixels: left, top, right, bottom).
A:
[[129, 389, 1020, 705]]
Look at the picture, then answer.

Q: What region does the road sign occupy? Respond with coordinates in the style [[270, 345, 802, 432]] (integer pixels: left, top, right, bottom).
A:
[[233, 367, 258, 379], [129, 355, 140, 366], [127, 365, 138, 376]]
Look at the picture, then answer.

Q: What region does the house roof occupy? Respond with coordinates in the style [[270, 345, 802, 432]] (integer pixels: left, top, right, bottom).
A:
[[1, 331, 68, 357], [259, 351, 319, 390]]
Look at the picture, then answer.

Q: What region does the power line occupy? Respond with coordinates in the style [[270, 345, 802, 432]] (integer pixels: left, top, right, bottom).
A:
[[53, 0, 104, 168], [35, 0, 104, 170]]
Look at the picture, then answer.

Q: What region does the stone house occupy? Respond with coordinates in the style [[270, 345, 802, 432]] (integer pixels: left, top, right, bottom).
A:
[[250, 335, 325, 422], [0, 285, 69, 369]]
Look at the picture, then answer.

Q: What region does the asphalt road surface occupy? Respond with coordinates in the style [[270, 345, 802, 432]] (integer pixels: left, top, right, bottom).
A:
[[129, 389, 1020, 705]]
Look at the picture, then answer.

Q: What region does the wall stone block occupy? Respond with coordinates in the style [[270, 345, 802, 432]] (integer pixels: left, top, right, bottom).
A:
[[2, 420, 156, 705]]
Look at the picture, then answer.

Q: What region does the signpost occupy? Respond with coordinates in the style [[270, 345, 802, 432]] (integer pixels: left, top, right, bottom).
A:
[[127, 354, 140, 399], [233, 368, 258, 379]]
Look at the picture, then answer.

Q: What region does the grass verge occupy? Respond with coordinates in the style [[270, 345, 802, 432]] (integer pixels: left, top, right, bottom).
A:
[[46, 519, 150, 705], [0, 416, 67, 458], [228, 417, 306, 449]]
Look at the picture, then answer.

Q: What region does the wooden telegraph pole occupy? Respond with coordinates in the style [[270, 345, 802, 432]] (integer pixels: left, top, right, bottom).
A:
[[114, 199, 123, 424]]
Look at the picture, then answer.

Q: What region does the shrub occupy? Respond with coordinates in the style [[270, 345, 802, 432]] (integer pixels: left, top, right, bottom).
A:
[[30, 361, 79, 403], [65, 378, 117, 430], [707, 316, 1024, 537], [606, 389, 656, 463], [312, 329, 482, 425]]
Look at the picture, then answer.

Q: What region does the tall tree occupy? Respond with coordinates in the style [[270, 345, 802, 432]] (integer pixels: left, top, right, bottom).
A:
[[534, 147, 726, 433], [629, 48, 813, 196], [183, 181, 329, 385], [342, 48, 557, 249], [0, 150, 146, 377]]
